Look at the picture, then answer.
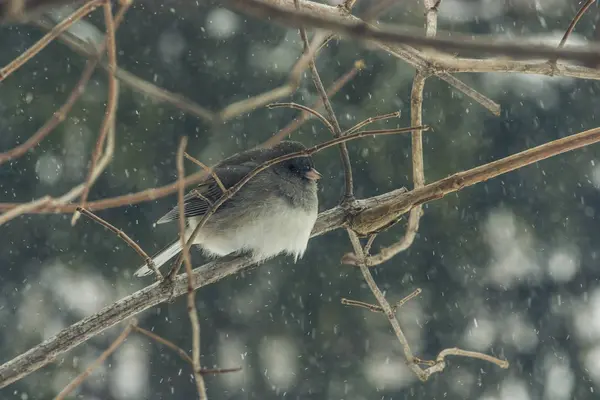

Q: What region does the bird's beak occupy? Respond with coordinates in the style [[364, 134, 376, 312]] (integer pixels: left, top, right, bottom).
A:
[[305, 168, 322, 181]]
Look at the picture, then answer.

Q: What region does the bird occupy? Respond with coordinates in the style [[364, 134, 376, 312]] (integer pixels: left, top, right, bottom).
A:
[[133, 140, 321, 277]]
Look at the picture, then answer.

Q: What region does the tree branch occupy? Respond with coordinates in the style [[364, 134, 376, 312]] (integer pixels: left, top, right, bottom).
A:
[[227, 0, 600, 66]]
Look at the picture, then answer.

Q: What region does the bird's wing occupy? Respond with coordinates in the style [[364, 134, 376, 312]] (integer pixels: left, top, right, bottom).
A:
[[156, 163, 257, 224]]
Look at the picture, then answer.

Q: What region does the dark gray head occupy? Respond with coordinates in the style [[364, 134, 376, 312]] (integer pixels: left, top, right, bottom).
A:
[[269, 141, 321, 183]]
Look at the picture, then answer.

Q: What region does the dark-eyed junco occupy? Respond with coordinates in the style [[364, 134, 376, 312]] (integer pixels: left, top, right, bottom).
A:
[[134, 141, 321, 277]]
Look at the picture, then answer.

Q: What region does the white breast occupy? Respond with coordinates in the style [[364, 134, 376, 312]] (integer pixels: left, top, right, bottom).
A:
[[188, 199, 318, 262]]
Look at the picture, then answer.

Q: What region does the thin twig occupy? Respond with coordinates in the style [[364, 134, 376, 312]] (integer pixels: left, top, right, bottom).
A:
[[296, 0, 354, 201], [73, 0, 119, 225], [54, 320, 136, 400], [419, 347, 509, 379], [363, 233, 377, 255], [0, 170, 210, 214], [184, 153, 227, 194], [133, 326, 242, 376], [133, 325, 193, 364], [267, 102, 335, 135], [548, 0, 597, 69], [344, 111, 401, 136], [262, 60, 364, 147], [28, 1, 131, 213], [434, 72, 501, 116], [557, 0, 596, 49], [0, 196, 51, 226], [199, 367, 243, 375], [341, 298, 382, 312], [436, 347, 509, 369], [394, 288, 422, 309], [76, 207, 161, 278], [341, 288, 422, 313], [177, 137, 207, 400], [0, 0, 102, 82]]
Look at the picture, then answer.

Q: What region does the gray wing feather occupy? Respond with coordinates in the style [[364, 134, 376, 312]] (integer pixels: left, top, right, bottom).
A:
[[156, 141, 305, 224], [156, 164, 256, 224]]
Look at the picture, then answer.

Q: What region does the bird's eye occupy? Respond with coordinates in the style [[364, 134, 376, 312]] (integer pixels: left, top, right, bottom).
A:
[[288, 164, 297, 172]]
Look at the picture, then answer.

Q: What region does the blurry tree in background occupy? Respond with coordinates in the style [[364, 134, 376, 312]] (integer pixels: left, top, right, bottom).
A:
[[2, 0, 600, 399]]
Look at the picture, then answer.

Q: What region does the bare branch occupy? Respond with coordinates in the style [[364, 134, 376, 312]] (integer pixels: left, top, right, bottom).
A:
[[295, 1, 354, 200], [73, 0, 119, 224], [263, 60, 364, 147], [267, 102, 335, 136], [177, 137, 207, 399]]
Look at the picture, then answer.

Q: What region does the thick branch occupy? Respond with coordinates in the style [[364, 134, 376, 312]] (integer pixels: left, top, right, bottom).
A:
[[228, 0, 600, 66], [349, 125, 600, 235]]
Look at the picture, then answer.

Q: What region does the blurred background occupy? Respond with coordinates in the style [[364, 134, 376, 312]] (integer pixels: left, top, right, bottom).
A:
[[2, 0, 600, 398]]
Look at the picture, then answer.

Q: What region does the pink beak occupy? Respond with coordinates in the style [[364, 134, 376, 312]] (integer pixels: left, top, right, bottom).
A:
[[305, 168, 322, 181]]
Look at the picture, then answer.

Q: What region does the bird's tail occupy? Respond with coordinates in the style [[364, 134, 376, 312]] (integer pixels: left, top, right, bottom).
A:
[[133, 239, 182, 277]]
